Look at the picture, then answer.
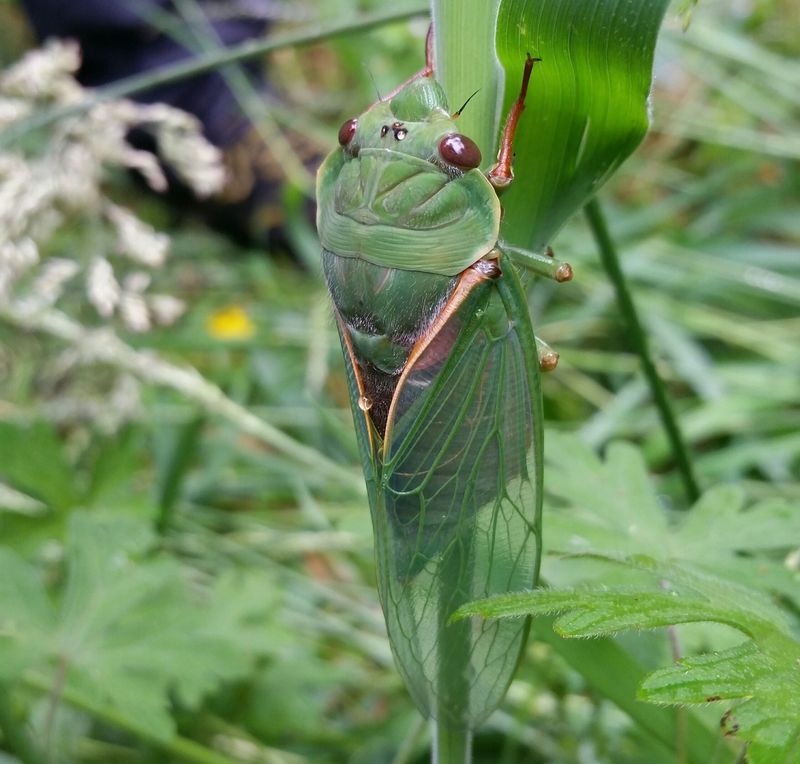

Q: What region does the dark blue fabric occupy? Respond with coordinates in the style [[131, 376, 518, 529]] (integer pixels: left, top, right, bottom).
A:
[[20, 0, 268, 146]]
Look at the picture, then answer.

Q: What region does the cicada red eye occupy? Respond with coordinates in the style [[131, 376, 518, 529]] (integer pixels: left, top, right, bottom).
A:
[[438, 133, 481, 170], [338, 118, 358, 147]]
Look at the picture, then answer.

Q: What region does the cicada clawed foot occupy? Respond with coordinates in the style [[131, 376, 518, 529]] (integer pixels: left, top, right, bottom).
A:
[[535, 336, 559, 372]]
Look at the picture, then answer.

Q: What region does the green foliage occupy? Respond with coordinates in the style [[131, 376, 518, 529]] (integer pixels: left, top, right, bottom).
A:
[[496, 0, 671, 252], [0, 421, 81, 513], [0, 512, 283, 743], [0, 0, 797, 762], [544, 433, 800, 602], [457, 436, 800, 762]]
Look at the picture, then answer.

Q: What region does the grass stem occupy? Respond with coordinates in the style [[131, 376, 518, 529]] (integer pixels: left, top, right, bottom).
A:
[[0, 3, 428, 149], [432, 721, 472, 764], [432, 536, 473, 764], [584, 197, 701, 505]]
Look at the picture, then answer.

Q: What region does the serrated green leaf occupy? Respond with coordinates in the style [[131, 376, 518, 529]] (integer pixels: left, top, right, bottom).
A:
[[640, 642, 767, 702], [458, 582, 766, 640], [628, 558, 793, 637], [459, 547, 800, 758], [543, 434, 800, 608], [0, 512, 283, 741], [521, 435, 800, 756], [544, 433, 669, 558], [0, 548, 54, 681], [734, 694, 800, 750], [0, 421, 81, 513], [553, 593, 741, 639], [58, 513, 155, 642], [674, 491, 800, 555]]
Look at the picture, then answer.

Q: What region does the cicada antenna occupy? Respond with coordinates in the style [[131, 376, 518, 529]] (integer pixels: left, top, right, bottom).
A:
[[453, 89, 480, 119], [364, 65, 383, 102]]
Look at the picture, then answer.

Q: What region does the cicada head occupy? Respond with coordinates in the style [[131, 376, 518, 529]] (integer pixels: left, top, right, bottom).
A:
[[337, 76, 483, 173]]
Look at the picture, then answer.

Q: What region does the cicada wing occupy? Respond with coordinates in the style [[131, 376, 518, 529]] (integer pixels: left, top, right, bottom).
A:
[[333, 314, 380, 487], [375, 265, 543, 727]]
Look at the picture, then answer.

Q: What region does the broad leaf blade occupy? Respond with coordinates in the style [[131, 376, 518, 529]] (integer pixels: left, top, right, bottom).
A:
[[496, 0, 670, 251], [37, 513, 285, 740], [0, 549, 54, 680]]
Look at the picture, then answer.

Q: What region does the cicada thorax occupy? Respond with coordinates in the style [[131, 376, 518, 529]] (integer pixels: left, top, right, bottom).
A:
[[317, 73, 506, 440], [316, 76, 501, 275]]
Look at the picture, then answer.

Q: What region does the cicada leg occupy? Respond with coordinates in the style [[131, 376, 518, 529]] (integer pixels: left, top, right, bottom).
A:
[[491, 244, 569, 371], [535, 336, 559, 371], [501, 242, 574, 283], [488, 54, 540, 190]]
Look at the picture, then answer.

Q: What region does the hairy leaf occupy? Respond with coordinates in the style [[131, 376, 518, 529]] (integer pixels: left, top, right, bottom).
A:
[[0, 513, 282, 740], [457, 532, 800, 760], [544, 433, 800, 605]]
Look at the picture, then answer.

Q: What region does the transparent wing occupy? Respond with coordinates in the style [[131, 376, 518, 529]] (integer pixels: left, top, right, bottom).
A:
[[373, 265, 543, 727]]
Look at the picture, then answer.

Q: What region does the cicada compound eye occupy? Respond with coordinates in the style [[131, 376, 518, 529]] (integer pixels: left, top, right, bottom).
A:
[[438, 133, 481, 170], [338, 117, 358, 148]]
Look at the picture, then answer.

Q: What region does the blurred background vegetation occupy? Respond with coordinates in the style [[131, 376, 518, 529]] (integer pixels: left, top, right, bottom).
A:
[[0, 0, 798, 762]]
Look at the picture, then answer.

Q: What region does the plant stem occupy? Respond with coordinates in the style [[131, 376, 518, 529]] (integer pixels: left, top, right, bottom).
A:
[[431, 0, 502, 161], [0, 3, 429, 149], [0, 687, 44, 764], [662, 580, 688, 764], [0, 303, 364, 495], [584, 197, 701, 505], [432, 721, 472, 764], [432, 537, 473, 764]]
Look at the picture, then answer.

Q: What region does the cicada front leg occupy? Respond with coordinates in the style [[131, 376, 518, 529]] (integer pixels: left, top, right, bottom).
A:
[[488, 53, 540, 190], [485, 56, 562, 371], [489, 244, 572, 372]]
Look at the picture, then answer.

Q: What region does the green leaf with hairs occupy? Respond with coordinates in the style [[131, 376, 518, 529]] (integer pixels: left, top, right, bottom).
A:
[[0, 513, 284, 741], [456, 553, 800, 762]]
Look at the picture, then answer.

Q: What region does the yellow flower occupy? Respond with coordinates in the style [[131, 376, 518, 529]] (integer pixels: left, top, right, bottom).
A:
[[206, 305, 255, 341]]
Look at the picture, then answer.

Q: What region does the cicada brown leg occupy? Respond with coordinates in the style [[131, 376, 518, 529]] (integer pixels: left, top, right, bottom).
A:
[[488, 53, 540, 191], [535, 336, 559, 372], [492, 244, 566, 371]]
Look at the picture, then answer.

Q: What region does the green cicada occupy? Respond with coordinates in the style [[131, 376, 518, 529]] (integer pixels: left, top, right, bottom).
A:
[[317, 34, 569, 730]]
